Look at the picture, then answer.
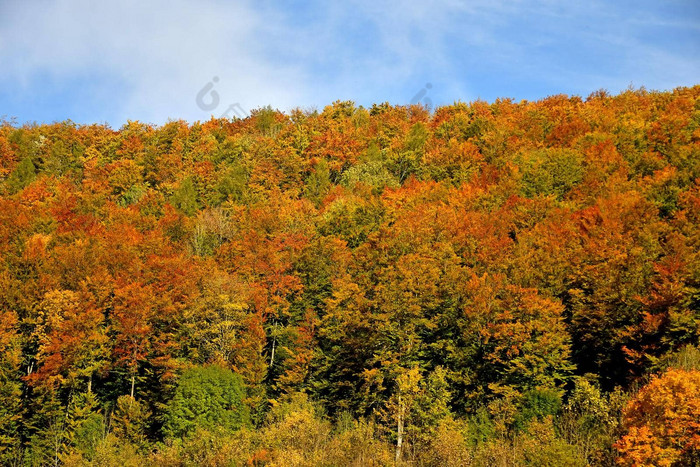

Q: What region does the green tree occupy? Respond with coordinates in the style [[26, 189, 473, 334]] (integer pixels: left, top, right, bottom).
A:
[[171, 176, 200, 216], [163, 365, 249, 439], [304, 159, 332, 205], [216, 163, 248, 204], [0, 311, 22, 462], [518, 148, 583, 200], [67, 392, 106, 462], [5, 157, 36, 193]]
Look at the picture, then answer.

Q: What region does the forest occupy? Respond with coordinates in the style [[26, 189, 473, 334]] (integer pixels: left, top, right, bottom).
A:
[[0, 86, 699, 466]]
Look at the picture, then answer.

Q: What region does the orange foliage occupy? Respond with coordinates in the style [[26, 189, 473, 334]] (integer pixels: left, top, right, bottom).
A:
[[616, 369, 700, 466]]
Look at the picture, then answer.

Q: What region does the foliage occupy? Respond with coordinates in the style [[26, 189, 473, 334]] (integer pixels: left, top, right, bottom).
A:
[[615, 369, 700, 466], [0, 87, 698, 464], [4, 156, 36, 193], [163, 365, 249, 439]]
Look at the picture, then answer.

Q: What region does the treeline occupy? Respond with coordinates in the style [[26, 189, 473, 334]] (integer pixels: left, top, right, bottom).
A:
[[0, 86, 699, 466]]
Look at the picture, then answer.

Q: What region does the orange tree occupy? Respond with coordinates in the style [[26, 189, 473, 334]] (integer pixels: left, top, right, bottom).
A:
[[615, 369, 700, 466]]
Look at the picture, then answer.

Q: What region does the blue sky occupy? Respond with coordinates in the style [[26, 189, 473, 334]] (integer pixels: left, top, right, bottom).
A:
[[0, 0, 698, 127]]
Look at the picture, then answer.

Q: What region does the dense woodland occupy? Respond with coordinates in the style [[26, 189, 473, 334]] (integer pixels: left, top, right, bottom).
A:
[[0, 86, 699, 466]]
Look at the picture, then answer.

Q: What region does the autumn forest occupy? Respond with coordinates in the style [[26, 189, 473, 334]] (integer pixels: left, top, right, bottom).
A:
[[1, 87, 699, 466]]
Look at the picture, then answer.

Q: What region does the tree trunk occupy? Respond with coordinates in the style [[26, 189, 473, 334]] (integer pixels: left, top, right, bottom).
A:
[[130, 373, 135, 399], [269, 320, 278, 367], [395, 393, 404, 464]]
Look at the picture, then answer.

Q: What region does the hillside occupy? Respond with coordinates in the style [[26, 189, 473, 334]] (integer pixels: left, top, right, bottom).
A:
[[1, 87, 699, 465]]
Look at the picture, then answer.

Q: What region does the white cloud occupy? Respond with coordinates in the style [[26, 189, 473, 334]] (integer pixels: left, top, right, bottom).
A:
[[0, 0, 309, 124], [0, 0, 697, 124], [0, 0, 485, 122]]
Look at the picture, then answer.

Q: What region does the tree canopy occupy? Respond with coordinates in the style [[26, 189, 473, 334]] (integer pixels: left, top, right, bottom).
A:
[[0, 86, 699, 464]]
